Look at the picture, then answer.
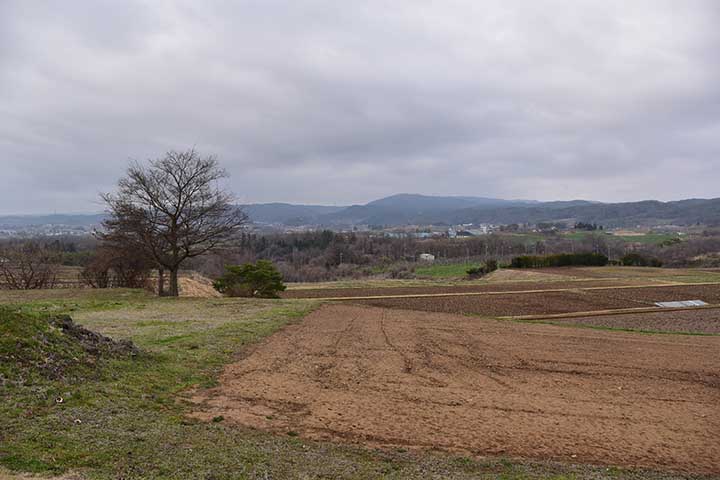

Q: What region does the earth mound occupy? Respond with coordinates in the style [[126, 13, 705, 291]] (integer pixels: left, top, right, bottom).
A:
[[0, 308, 138, 386]]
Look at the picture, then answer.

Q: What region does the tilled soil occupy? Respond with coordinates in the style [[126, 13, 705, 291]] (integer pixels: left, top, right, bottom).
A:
[[191, 304, 720, 474], [352, 284, 720, 316], [590, 285, 720, 306], [281, 279, 643, 299], [546, 308, 720, 334], [531, 267, 622, 278], [353, 290, 638, 316]]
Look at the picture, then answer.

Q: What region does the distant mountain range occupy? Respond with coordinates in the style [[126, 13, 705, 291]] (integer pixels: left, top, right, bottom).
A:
[[3, 194, 720, 230], [312, 194, 536, 226], [243, 194, 720, 228], [241, 203, 345, 226]]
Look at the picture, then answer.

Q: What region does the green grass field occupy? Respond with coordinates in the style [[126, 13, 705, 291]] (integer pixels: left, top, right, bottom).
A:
[[0, 285, 712, 479], [414, 262, 478, 278]]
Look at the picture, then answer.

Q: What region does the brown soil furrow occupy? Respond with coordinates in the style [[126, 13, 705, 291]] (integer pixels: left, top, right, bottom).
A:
[[191, 304, 720, 474]]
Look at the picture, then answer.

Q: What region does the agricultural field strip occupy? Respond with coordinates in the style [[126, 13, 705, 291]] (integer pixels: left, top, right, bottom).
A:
[[308, 281, 720, 301], [284, 275, 675, 290], [502, 304, 720, 321]]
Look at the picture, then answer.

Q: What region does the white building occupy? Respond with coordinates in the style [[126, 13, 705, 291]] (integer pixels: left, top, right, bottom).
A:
[[418, 253, 435, 262]]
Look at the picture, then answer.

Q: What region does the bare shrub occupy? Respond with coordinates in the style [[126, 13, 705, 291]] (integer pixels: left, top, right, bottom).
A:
[[0, 242, 60, 289], [80, 244, 154, 289]]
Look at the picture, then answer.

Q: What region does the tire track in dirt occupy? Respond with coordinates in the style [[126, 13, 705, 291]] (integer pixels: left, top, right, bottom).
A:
[[379, 310, 415, 374], [413, 320, 515, 391]]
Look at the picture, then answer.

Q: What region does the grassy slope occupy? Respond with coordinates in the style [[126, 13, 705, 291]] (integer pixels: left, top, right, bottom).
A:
[[0, 288, 713, 479]]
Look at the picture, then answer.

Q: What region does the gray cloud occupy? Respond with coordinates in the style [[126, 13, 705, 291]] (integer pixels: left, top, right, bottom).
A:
[[1, 0, 719, 213]]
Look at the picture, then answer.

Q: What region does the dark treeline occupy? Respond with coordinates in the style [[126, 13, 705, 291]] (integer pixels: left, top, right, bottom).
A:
[[4, 228, 720, 285], [0, 236, 98, 266], [510, 253, 609, 269], [195, 231, 537, 282], [190, 230, 716, 282]]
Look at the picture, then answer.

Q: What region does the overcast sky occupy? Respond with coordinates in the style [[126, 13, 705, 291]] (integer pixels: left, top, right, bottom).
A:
[[1, 1, 719, 214]]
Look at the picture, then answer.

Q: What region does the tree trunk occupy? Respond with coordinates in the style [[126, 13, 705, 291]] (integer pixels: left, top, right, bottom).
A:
[[158, 267, 165, 296], [168, 267, 179, 297]]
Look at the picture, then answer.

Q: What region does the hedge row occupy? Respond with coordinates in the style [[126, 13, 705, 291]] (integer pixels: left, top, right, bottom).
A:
[[510, 253, 609, 268]]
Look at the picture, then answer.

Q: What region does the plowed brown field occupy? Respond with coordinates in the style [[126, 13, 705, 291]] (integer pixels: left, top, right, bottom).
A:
[[191, 304, 720, 474], [353, 290, 638, 316], [590, 285, 720, 306], [347, 284, 720, 316], [281, 279, 646, 299], [546, 308, 720, 334]]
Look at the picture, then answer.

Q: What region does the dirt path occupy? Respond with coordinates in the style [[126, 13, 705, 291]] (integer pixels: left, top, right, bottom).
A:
[[191, 304, 720, 474]]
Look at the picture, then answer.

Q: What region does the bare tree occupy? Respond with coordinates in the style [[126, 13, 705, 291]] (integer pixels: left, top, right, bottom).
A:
[[101, 149, 247, 296], [0, 242, 60, 290]]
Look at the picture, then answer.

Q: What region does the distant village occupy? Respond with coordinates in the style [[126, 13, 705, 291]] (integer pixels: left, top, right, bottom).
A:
[[0, 224, 94, 238], [0, 217, 689, 240], [253, 220, 688, 239]]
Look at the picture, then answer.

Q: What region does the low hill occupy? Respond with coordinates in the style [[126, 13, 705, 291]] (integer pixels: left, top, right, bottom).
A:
[[240, 203, 345, 225], [444, 198, 720, 227], [318, 194, 535, 226], [315, 196, 720, 228], [365, 193, 534, 210]]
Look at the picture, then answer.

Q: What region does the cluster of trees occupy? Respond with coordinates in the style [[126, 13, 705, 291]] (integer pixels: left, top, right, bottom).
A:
[[186, 229, 720, 282], [621, 234, 720, 267], [510, 253, 609, 269], [620, 253, 663, 267], [0, 237, 156, 290], [194, 231, 541, 282], [195, 228, 654, 282], [574, 222, 603, 231], [466, 259, 498, 279], [80, 243, 155, 289], [213, 260, 286, 298]]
